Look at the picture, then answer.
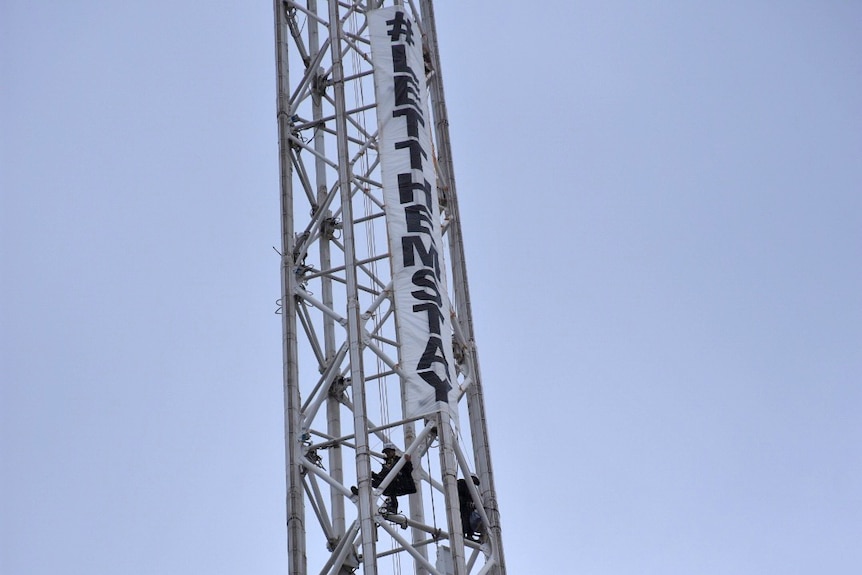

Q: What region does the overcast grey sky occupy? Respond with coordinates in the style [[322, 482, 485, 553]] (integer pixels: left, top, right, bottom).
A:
[[2, 1, 860, 574]]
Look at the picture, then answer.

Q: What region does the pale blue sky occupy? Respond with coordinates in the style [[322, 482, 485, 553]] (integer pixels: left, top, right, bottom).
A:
[[2, 1, 860, 574]]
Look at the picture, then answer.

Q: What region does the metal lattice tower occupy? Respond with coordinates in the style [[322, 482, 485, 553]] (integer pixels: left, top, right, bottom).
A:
[[273, 2, 506, 574]]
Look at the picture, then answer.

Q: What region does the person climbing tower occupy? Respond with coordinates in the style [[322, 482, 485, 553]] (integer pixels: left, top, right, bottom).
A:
[[371, 442, 416, 514], [458, 475, 483, 540]]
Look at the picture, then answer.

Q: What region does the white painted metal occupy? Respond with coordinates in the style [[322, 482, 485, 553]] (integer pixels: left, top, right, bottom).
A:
[[273, 2, 507, 574]]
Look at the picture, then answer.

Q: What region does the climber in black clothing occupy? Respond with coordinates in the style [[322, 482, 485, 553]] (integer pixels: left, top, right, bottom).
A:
[[458, 475, 482, 540], [371, 443, 416, 514]]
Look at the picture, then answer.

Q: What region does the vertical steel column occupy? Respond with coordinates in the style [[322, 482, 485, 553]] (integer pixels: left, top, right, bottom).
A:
[[403, 418, 429, 575], [419, 1, 507, 573], [325, 2, 378, 573], [437, 411, 467, 575], [274, 1, 307, 573], [306, 0, 346, 546]]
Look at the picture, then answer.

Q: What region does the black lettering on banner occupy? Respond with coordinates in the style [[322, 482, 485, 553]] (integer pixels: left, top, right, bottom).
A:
[[392, 108, 424, 138], [394, 139, 426, 170], [398, 173, 432, 208], [394, 76, 421, 112], [419, 370, 452, 403], [401, 236, 440, 280], [411, 268, 442, 306], [391, 45, 419, 85], [418, 336, 449, 371], [386, 10, 453, 406], [417, 336, 452, 402], [412, 302, 444, 335], [386, 11, 414, 45], [405, 204, 433, 236]]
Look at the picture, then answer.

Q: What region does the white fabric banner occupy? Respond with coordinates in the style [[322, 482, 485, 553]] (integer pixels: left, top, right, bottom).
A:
[[369, 7, 457, 419]]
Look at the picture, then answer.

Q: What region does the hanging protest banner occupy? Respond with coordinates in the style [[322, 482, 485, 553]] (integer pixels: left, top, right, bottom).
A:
[[369, 7, 457, 419]]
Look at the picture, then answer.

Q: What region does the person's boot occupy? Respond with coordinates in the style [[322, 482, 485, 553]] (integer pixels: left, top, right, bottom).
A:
[[382, 496, 398, 514]]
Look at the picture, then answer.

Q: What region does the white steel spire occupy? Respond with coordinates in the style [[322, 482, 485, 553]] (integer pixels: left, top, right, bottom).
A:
[[273, 3, 506, 574]]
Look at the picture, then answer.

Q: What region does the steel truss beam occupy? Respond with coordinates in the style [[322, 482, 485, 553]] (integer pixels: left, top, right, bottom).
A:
[[274, 2, 506, 574]]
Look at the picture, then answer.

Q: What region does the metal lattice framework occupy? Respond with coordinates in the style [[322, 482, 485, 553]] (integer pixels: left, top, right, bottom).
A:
[[273, 2, 506, 574]]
